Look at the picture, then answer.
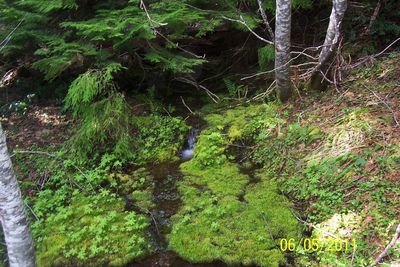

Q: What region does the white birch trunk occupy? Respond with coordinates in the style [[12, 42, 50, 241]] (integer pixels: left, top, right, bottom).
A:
[[275, 0, 292, 101], [318, 0, 347, 69], [310, 0, 347, 90], [0, 124, 36, 267]]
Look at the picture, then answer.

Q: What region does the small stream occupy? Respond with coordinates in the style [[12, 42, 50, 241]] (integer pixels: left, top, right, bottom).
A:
[[130, 123, 228, 267]]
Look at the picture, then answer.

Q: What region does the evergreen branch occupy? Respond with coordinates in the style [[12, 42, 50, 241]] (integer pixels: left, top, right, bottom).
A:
[[139, 0, 204, 59]]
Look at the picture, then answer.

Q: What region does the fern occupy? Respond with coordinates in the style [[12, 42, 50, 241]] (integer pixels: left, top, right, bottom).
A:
[[223, 78, 248, 99]]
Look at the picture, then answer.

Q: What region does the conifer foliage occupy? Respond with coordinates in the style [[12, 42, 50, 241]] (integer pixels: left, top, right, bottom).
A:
[[0, 0, 223, 156]]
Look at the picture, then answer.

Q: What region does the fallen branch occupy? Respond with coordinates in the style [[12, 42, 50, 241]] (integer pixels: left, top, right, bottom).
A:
[[291, 211, 341, 240], [344, 37, 400, 70], [175, 76, 220, 103], [180, 96, 194, 114], [363, 0, 382, 36], [0, 18, 25, 53], [362, 84, 399, 126], [374, 223, 400, 264], [11, 150, 94, 189]]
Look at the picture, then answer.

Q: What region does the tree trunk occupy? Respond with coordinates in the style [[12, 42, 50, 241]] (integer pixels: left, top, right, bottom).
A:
[[309, 0, 348, 91], [0, 124, 36, 267], [275, 0, 292, 102]]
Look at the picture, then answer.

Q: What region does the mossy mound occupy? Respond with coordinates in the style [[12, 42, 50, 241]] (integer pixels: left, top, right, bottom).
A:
[[168, 104, 300, 267], [169, 165, 300, 266], [203, 103, 283, 142], [111, 167, 155, 210], [33, 190, 150, 267], [132, 115, 190, 163]]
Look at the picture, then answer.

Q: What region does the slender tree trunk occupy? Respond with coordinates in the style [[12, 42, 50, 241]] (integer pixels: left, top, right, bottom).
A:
[[309, 0, 348, 91], [275, 0, 292, 101], [0, 124, 36, 267]]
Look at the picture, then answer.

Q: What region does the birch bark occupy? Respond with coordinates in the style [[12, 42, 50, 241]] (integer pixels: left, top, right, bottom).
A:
[[275, 0, 292, 101], [0, 124, 36, 267], [310, 0, 348, 90]]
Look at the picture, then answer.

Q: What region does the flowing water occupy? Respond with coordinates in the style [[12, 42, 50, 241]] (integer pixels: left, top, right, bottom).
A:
[[180, 128, 199, 161], [129, 124, 228, 267]]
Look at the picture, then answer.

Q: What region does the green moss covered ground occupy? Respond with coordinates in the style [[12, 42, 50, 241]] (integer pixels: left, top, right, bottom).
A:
[[169, 54, 399, 266], [3, 54, 399, 266], [169, 103, 301, 267]]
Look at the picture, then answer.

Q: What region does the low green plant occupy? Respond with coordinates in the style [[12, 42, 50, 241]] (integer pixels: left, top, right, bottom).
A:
[[223, 78, 248, 99], [33, 190, 150, 267]]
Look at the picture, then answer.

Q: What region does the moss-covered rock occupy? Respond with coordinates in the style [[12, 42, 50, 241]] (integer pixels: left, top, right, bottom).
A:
[[33, 190, 150, 267]]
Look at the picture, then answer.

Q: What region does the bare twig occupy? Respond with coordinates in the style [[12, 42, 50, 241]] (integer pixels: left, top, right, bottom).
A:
[[291, 211, 342, 240], [344, 37, 400, 70], [11, 150, 94, 189], [252, 80, 276, 101], [241, 44, 330, 80], [0, 18, 25, 53], [362, 84, 399, 126], [24, 203, 39, 221], [222, 15, 274, 45], [256, 0, 275, 41], [175, 76, 220, 103], [180, 96, 194, 114], [364, 0, 382, 36], [374, 223, 400, 264]]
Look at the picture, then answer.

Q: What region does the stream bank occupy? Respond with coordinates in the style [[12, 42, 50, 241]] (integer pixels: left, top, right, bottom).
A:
[[130, 117, 230, 267], [132, 103, 302, 267]]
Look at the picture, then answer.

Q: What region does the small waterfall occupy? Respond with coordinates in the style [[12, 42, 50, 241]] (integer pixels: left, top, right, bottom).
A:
[[180, 128, 198, 160]]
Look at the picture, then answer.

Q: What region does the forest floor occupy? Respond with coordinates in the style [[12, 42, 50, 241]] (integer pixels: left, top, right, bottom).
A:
[[1, 53, 399, 267]]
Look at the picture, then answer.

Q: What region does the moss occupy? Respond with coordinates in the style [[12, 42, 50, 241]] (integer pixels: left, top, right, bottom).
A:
[[111, 168, 155, 210], [168, 104, 300, 266], [204, 103, 282, 142], [180, 161, 248, 197], [169, 170, 300, 266], [33, 190, 150, 267]]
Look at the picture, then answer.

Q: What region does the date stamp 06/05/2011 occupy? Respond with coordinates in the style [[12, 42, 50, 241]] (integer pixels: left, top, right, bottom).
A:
[[279, 238, 357, 253]]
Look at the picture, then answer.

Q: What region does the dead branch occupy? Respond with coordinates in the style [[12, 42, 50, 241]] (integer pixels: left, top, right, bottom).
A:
[[174, 76, 220, 103], [363, 0, 383, 36], [362, 84, 399, 126], [344, 37, 400, 70], [252, 80, 276, 101], [374, 223, 400, 264], [180, 96, 194, 114], [222, 15, 274, 45], [11, 150, 94, 189], [256, 0, 275, 41], [0, 18, 25, 53]]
